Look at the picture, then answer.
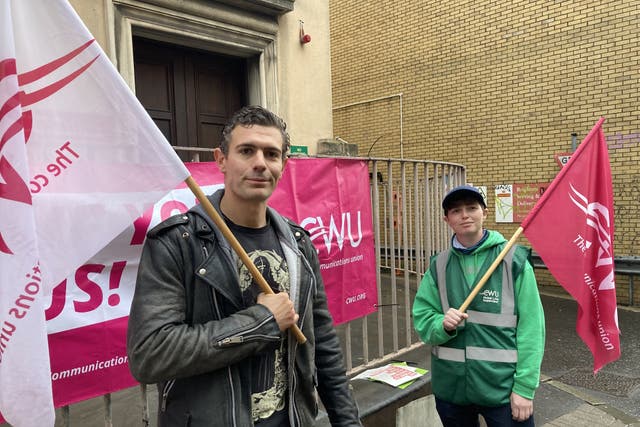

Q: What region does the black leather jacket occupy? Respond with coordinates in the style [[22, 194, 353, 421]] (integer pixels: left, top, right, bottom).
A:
[[127, 190, 361, 426]]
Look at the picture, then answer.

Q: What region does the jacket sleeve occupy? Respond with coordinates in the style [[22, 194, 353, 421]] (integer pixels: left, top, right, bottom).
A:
[[412, 262, 458, 345], [126, 225, 282, 384], [302, 238, 362, 427], [512, 261, 546, 400]]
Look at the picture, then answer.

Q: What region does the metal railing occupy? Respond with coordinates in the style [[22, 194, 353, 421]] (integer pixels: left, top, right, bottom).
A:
[[531, 253, 640, 306], [336, 157, 465, 374]]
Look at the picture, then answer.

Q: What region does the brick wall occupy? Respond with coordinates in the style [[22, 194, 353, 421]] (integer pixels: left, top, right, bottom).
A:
[[330, 1, 640, 303]]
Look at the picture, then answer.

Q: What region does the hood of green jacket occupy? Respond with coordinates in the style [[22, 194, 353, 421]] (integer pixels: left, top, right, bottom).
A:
[[450, 230, 507, 286]]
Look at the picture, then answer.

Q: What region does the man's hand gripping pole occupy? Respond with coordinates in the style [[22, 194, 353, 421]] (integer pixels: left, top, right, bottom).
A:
[[185, 176, 307, 344]]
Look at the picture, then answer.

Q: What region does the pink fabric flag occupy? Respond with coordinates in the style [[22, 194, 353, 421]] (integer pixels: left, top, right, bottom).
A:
[[0, 0, 189, 424], [521, 117, 620, 374]]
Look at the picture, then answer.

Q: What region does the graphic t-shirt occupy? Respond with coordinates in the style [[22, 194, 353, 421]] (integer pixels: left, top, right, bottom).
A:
[[228, 219, 290, 425]]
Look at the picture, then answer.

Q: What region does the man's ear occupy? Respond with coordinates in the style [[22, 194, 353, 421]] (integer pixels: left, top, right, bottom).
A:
[[214, 148, 226, 173], [282, 155, 288, 171]]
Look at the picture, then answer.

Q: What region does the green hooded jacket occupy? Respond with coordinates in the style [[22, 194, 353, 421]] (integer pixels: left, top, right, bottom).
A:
[[412, 230, 545, 406]]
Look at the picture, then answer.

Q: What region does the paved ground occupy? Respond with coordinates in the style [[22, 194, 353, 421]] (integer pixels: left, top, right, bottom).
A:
[[377, 286, 640, 427], [532, 291, 640, 427]]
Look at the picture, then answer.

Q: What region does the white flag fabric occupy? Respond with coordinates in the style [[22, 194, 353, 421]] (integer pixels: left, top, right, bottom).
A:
[[0, 2, 54, 425], [0, 0, 189, 425]]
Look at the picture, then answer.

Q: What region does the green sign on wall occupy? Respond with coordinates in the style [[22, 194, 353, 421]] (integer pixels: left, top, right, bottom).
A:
[[290, 145, 308, 155]]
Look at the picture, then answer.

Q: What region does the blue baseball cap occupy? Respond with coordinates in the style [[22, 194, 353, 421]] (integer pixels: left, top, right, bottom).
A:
[[442, 185, 486, 211]]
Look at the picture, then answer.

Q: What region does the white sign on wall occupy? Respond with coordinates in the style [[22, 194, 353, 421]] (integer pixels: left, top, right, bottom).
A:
[[494, 184, 513, 223]]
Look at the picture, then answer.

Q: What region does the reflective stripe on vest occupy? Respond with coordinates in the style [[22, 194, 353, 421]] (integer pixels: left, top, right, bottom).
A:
[[432, 245, 518, 364], [467, 346, 517, 363], [467, 310, 516, 328], [431, 346, 518, 363], [431, 346, 465, 362]]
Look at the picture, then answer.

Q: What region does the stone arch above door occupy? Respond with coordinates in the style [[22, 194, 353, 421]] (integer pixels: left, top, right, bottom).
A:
[[109, 0, 281, 110]]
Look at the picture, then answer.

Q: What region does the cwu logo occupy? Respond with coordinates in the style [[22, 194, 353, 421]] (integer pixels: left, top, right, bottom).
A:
[[300, 211, 363, 255], [479, 289, 499, 304], [568, 183, 614, 291]]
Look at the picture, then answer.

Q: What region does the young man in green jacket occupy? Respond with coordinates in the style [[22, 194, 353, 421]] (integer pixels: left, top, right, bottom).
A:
[[413, 185, 545, 426]]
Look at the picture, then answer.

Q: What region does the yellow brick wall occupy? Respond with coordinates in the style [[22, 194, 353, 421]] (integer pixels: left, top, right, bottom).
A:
[[330, 1, 640, 304]]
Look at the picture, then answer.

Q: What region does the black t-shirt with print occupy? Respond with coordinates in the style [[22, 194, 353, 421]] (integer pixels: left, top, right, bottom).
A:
[[226, 218, 290, 426]]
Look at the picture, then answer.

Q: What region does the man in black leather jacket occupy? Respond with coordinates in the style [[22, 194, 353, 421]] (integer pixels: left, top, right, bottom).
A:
[[127, 105, 361, 426]]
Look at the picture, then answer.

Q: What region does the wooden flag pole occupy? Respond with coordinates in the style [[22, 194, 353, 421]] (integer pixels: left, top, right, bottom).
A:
[[185, 176, 307, 344], [458, 227, 524, 313]]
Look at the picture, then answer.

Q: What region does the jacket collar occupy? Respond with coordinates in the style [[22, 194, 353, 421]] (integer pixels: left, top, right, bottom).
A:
[[191, 189, 298, 250]]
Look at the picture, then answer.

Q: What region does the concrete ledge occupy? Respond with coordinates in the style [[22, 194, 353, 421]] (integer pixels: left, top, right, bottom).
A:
[[317, 373, 432, 426], [316, 139, 359, 156]]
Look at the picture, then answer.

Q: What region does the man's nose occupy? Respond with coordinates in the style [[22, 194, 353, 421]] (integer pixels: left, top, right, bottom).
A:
[[252, 150, 267, 169]]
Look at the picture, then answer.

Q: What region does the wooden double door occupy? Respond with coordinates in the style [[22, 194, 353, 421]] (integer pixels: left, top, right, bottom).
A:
[[133, 38, 246, 161]]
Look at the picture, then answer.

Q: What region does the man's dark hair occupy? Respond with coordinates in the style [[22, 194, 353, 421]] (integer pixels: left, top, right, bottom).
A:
[[220, 105, 290, 159]]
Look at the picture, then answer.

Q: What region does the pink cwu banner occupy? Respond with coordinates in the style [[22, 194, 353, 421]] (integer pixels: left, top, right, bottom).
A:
[[46, 159, 378, 408]]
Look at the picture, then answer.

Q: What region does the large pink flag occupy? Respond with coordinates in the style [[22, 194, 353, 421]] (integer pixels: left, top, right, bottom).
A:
[[521, 117, 620, 374], [0, 1, 189, 425]]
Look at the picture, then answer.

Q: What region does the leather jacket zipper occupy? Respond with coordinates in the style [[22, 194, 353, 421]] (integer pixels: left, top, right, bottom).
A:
[[206, 261, 239, 426], [215, 316, 279, 347], [291, 256, 315, 426], [290, 355, 300, 426], [218, 336, 244, 345], [160, 379, 175, 412]]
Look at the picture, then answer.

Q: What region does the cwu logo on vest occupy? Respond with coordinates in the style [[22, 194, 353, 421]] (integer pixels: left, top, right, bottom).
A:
[[479, 289, 500, 304]]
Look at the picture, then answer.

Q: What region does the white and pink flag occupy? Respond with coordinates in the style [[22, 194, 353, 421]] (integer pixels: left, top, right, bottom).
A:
[[521, 118, 620, 374], [0, 0, 189, 425]]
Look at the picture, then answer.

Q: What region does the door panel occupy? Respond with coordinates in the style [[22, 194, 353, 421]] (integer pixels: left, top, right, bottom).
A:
[[133, 38, 246, 162], [189, 53, 245, 161]]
